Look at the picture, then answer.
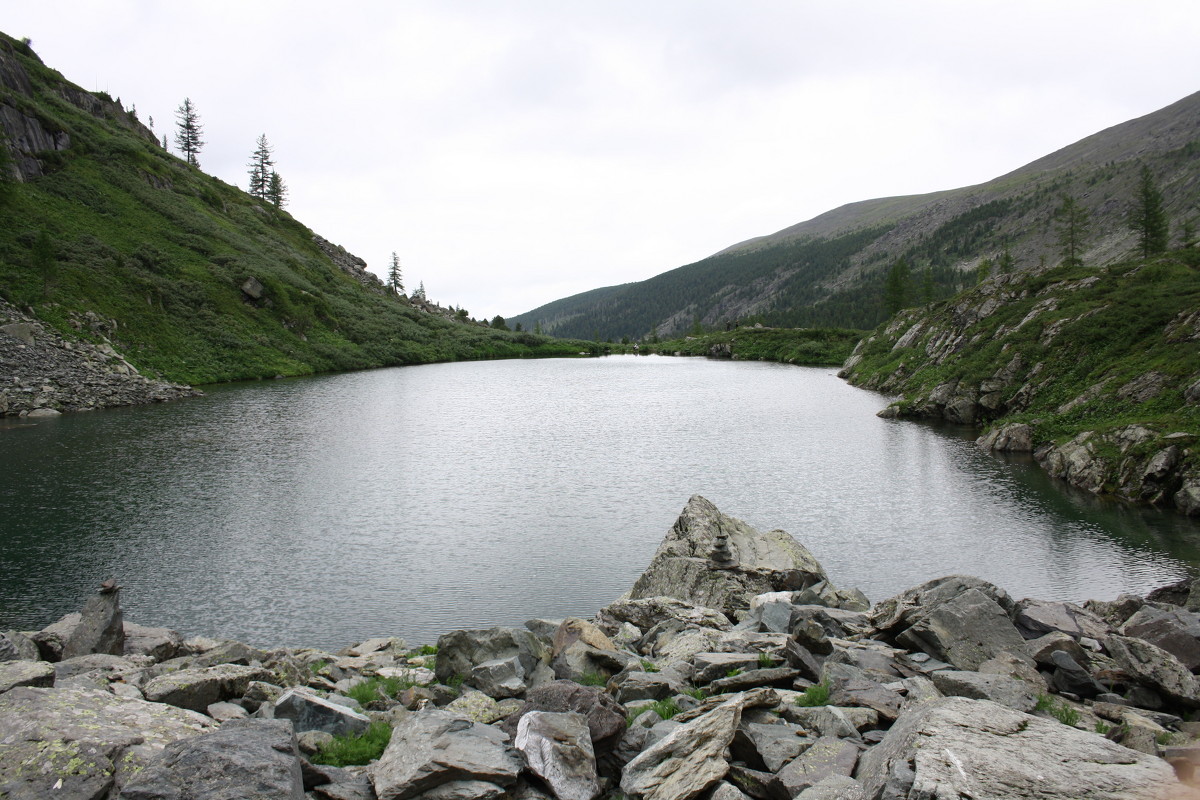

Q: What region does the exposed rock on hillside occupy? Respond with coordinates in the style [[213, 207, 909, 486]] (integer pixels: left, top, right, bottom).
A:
[[0, 297, 198, 416], [840, 253, 1200, 514]]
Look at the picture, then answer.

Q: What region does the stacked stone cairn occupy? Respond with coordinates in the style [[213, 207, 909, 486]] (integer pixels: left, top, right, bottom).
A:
[[5, 495, 1200, 798]]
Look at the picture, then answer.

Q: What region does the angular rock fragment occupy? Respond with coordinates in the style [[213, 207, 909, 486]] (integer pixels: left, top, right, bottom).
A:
[[268, 687, 371, 736], [142, 663, 274, 712], [514, 711, 600, 800]]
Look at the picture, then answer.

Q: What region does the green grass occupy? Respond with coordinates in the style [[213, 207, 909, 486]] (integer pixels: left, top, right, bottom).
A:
[[683, 687, 706, 700], [757, 652, 776, 669], [627, 697, 683, 726], [794, 682, 830, 707], [640, 660, 660, 673], [346, 675, 427, 708], [579, 671, 608, 687], [309, 720, 392, 767], [1035, 693, 1080, 727]]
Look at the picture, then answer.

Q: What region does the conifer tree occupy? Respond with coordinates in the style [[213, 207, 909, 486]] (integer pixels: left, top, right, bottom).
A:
[[883, 257, 910, 316], [998, 248, 1015, 274], [173, 98, 204, 167], [1130, 165, 1169, 258], [266, 171, 288, 208], [247, 134, 274, 199], [921, 265, 934, 304], [387, 252, 404, 294], [1054, 194, 1090, 268]]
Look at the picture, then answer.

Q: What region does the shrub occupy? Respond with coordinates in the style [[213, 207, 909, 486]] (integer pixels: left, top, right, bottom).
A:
[[794, 683, 830, 708], [310, 720, 392, 767]]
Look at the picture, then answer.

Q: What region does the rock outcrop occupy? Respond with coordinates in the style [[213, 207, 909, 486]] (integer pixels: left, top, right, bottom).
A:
[[0, 298, 198, 416]]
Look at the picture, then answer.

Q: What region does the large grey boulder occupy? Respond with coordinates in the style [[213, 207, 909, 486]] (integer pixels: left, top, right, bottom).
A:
[[1121, 605, 1200, 672], [123, 621, 186, 662], [873, 578, 1028, 671], [514, 711, 601, 800], [928, 669, 1039, 712], [267, 687, 371, 736], [31, 612, 82, 661], [142, 663, 275, 712], [61, 587, 124, 660], [500, 680, 626, 755], [119, 719, 304, 799], [771, 736, 859, 798], [731, 720, 811, 773], [1014, 599, 1112, 641], [856, 697, 1194, 800], [371, 709, 522, 800], [0, 687, 214, 800], [624, 496, 830, 619], [1106, 634, 1200, 708], [436, 626, 552, 699], [619, 692, 746, 800]]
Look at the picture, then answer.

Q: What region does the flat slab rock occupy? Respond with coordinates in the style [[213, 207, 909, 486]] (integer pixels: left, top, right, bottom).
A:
[[0, 686, 215, 800], [857, 696, 1200, 800]]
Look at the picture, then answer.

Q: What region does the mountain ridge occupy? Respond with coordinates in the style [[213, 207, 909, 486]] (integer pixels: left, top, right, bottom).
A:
[[513, 90, 1200, 340]]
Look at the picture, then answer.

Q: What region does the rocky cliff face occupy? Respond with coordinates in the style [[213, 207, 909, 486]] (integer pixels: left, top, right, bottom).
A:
[[840, 251, 1200, 514], [0, 298, 197, 416]]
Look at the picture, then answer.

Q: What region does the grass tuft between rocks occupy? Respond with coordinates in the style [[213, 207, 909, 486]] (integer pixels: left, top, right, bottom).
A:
[[310, 720, 392, 767]]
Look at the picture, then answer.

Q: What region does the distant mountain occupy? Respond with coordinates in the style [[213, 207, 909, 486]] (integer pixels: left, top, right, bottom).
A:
[[512, 91, 1200, 340], [0, 32, 591, 393]]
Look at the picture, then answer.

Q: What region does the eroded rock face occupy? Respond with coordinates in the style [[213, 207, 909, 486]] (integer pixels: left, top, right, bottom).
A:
[[514, 711, 600, 800], [856, 697, 1189, 800], [624, 496, 836, 619]]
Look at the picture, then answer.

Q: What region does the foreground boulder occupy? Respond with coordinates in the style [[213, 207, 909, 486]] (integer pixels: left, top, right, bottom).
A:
[[624, 496, 844, 619], [514, 711, 601, 800], [435, 626, 552, 699], [119, 719, 304, 800], [0, 687, 214, 799], [856, 697, 1196, 800], [371, 709, 522, 799]]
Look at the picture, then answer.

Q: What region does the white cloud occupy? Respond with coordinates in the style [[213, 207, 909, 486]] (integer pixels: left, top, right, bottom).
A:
[[5, 1, 1199, 319]]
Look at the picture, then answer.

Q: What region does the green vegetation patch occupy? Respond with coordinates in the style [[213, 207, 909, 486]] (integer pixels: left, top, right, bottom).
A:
[[648, 326, 863, 366], [309, 720, 392, 767]]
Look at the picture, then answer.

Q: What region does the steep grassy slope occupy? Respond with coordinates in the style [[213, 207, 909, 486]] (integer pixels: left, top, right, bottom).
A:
[[0, 34, 592, 388], [513, 91, 1200, 341], [840, 248, 1200, 513]]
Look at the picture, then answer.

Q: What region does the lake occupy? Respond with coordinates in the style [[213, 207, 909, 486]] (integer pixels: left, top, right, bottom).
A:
[[3, 355, 1199, 651]]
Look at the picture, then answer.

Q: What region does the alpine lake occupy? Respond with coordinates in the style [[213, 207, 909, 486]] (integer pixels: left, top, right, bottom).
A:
[[4, 354, 1199, 651]]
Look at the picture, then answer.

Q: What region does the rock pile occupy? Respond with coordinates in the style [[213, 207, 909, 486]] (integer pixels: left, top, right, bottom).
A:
[[0, 297, 198, 417], [4, 498, 1200, 798]]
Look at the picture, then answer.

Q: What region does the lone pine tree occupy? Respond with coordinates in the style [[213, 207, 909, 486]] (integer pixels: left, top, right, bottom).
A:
[[173, 98, 204, 167]]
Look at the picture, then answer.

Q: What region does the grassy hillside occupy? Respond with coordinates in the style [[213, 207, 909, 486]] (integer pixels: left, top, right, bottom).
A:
[[840, 247, 1200, 511], [645, 326, 861, 367], [0, 33, 595, 386], [513, 91, 1200, 341]]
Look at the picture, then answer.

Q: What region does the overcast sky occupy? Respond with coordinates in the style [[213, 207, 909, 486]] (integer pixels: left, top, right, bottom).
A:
[[6, 2, 1200, 320]]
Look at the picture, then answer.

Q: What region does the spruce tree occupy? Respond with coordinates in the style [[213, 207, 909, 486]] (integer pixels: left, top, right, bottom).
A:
[[247, 134, 274, 199], [883, 257, 910, 316], [387, 252, 404, 294], [1131, 165, 1169, 258], [266, 171, 288, 208], [1054, 194, 1090, 268], [173, 98, 204, 167]]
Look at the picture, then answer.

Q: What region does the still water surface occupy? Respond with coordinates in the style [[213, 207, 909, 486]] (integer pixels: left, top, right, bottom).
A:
[[3, 355, 1200, 650]]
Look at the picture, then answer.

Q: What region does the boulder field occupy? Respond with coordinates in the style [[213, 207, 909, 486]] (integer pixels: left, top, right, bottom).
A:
[[4, 495, 1200, 799]]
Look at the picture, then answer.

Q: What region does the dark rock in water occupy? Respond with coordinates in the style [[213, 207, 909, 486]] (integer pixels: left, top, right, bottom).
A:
[[120, 718, 305, 800], [624, 496, 833, 619], [61, 587, 124, 661]]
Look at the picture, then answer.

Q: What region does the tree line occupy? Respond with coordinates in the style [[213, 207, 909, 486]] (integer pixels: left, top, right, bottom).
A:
[[170, 98, 287, 209]]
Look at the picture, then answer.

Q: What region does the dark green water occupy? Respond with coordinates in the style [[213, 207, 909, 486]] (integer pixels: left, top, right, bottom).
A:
[[3, 356, 1199, 650]]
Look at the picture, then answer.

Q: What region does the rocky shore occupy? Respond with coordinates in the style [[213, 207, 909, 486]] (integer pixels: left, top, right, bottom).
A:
[[5, 496, 1200, 799], [0, 298, 198, 417]]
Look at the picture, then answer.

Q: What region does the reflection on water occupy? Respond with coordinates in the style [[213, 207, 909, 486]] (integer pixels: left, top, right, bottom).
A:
[[2, 355, 1198, 650]]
